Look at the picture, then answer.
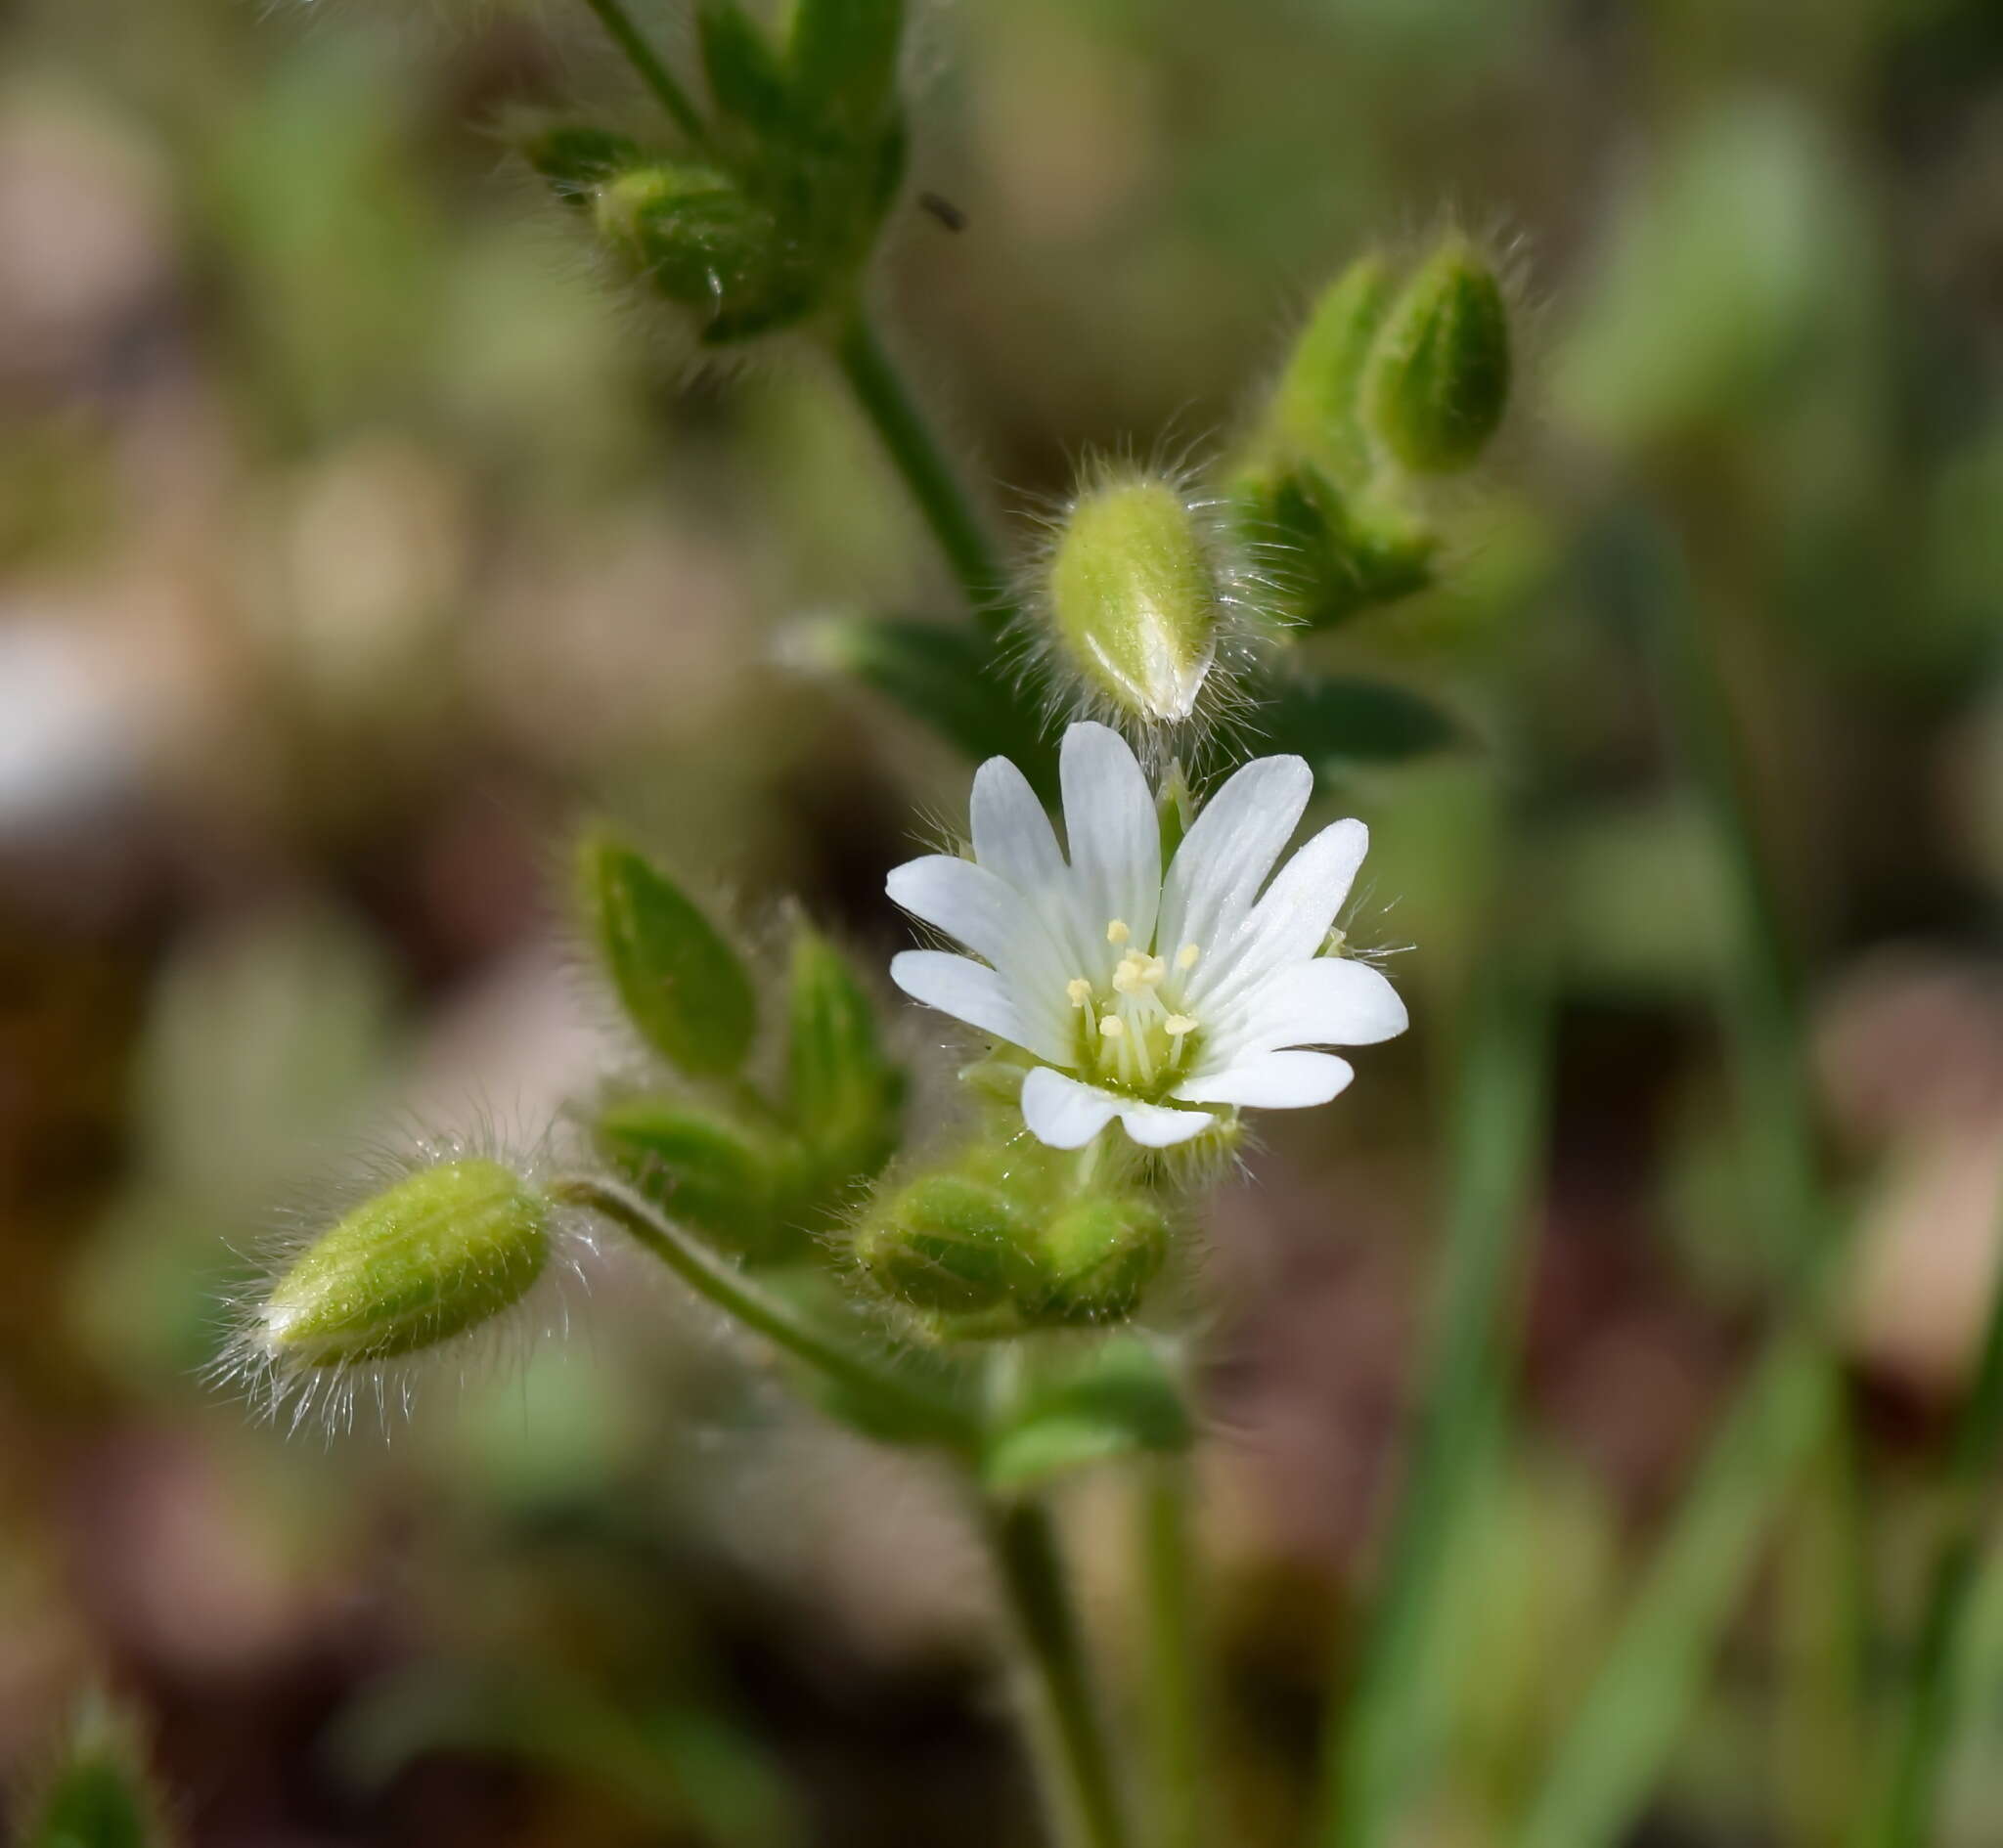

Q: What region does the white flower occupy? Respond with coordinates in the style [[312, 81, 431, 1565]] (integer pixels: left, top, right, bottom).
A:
[[885, 722, 1408, 1150]]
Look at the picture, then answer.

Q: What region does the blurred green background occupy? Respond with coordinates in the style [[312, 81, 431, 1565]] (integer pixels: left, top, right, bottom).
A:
[[1, 0, 2000, 1842]]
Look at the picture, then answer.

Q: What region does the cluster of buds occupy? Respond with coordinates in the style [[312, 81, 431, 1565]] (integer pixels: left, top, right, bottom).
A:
[[524, 0, 907, 344], [1233, 233, 1513, 632], [855, 1139, 1171, 1338]]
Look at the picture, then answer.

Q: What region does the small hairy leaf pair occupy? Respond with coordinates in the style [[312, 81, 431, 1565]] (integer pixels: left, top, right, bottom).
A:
[[577, 827, 906, 1265]]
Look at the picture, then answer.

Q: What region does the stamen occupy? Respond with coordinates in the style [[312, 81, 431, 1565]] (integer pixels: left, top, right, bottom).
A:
[[1325, 927, 1348, 955], [1176, 943, 1201, 971], [1112, 954, 1152, 995], [1098, 1016, 1126, 1038], [1143, 954, 1167, 985], [1066, 977, 1093, 1007], [1163, 1014, 1198, 1036], [1106, 918, 1131, 946]]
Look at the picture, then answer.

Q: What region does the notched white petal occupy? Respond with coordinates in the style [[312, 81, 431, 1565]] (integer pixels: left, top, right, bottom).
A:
[[1059, 723, 1160, 949], [1158, 754, 1312, 954], [970, 755, 1066, 893]]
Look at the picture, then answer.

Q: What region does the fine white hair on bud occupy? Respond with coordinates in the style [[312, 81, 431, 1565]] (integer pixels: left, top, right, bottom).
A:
[[211, 1126, 601, 1437], [1016, 453, 1290, 766]]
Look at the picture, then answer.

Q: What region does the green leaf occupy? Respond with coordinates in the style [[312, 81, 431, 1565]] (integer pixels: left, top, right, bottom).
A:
[[799, 614, 1058, 798], [982, 1338, 1193, 1491], [594, 1096, 807, 1263], [785, 923, 905, 1186], [787, 0, 905, 139], [24, 1695, 166, 1848], [696, 0, 797, 142], [1259, 674, 1462, 779], [575, 827, 757, 1077]]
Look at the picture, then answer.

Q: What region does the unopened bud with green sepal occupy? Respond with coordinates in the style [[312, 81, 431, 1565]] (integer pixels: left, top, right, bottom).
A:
[[786, 922, 905, 1186], [1032, 1191, 1170, 1326], [855, 1170, 1042, 1316], [22, 1694, 170, 1848], [593, 164, 818, 344], [259, 1159, 551, 1369], [1046, 472, 1221, 725], [1264, 250, 1395, 487], [1242, 463, 1438, 630], [1364, 235, 1511, 474], [575, 825, 756, 1077]]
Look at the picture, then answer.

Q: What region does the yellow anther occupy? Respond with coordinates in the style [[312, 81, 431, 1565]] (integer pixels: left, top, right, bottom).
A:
[[1098, 1016, 1126, 1038], [1163, 1014, 1198, 1037], [1113, 952, 1159, 995], [1105, 918, 1131, 946], [1144, 954, 1168, 984], [1066, 977, 1093, 1007], [1176, 942, 1201, 971]]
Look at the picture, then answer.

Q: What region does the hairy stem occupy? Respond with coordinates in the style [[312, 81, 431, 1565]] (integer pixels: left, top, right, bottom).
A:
[[578, 0, 707, 143], [1139, 1458, 1205, 1848], [833, 310, 1017, 638], [986, 1495, 1135, 1848], [556, 1175, 975, 1448]]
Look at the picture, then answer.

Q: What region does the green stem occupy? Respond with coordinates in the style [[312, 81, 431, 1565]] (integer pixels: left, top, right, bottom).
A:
[[832, 310, 1017, 637], [1514, 517, 1853, 1848], [1857, 1183, 2003, 1848], [578, 0, 708, 143], [1315, 958, 1551, 1848], [985, 1495, 1135, 1848], [1139, 1458, 1204, 1848], [556, 1175, 975, 1448]]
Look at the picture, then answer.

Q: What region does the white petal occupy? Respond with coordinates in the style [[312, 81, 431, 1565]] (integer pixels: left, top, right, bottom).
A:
[[1116, 1099, 1217, 1148], [970, 754, 1066, 894], [890, 950, 1067, 1063], [1176, 1050, 1355, 1109], [1059, 723, 1161, 951], [1157, 754, 1312, 958], [1195, 818, 1370, 1011], [1020, 1067, 1122, 1149], [1206, 955, 1408, 1063], [886, 855, 1025, 966]]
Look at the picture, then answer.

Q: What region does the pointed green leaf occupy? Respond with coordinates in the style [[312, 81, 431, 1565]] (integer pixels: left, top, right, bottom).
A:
[[1260, 674, 1462, 779], [575, 827, 757, 1076], [785, 923, 905, 1185]]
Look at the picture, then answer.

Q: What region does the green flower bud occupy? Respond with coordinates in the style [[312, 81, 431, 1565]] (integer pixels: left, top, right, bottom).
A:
[[855, 1171, 1040, 1315], [1030, 1192, 1169, 1327], [522, 124, 642, 208], [596, 1096, 804, 1262], [1267, 250, 1395, 487], [260, 1160, 551, 1368], [1365, 236, 1511, 475], [786, 923, 905, 1185], [574, 825, 757, 1078], [1046, 473, 1221, 725], [593, 163, 818, 343]]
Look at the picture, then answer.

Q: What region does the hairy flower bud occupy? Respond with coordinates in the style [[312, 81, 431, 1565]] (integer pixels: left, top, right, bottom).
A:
[[1032, 1192, 1170, 1326], [855, 1171, 1041, 1315], [1267, 250, 1395, 487], [1046, 472, 1222, 725], [1364, 236, 1511, 474], [593, 163, 817, 343], [22, 1694, 169, 1848], [259, 1160, 551, 1368], [574, 825, 757, 1078], [1244, 463, 1437, 630]]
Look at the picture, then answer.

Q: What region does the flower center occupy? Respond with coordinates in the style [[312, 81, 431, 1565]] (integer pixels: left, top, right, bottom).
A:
[[1065, 920, 1203, 1099]]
